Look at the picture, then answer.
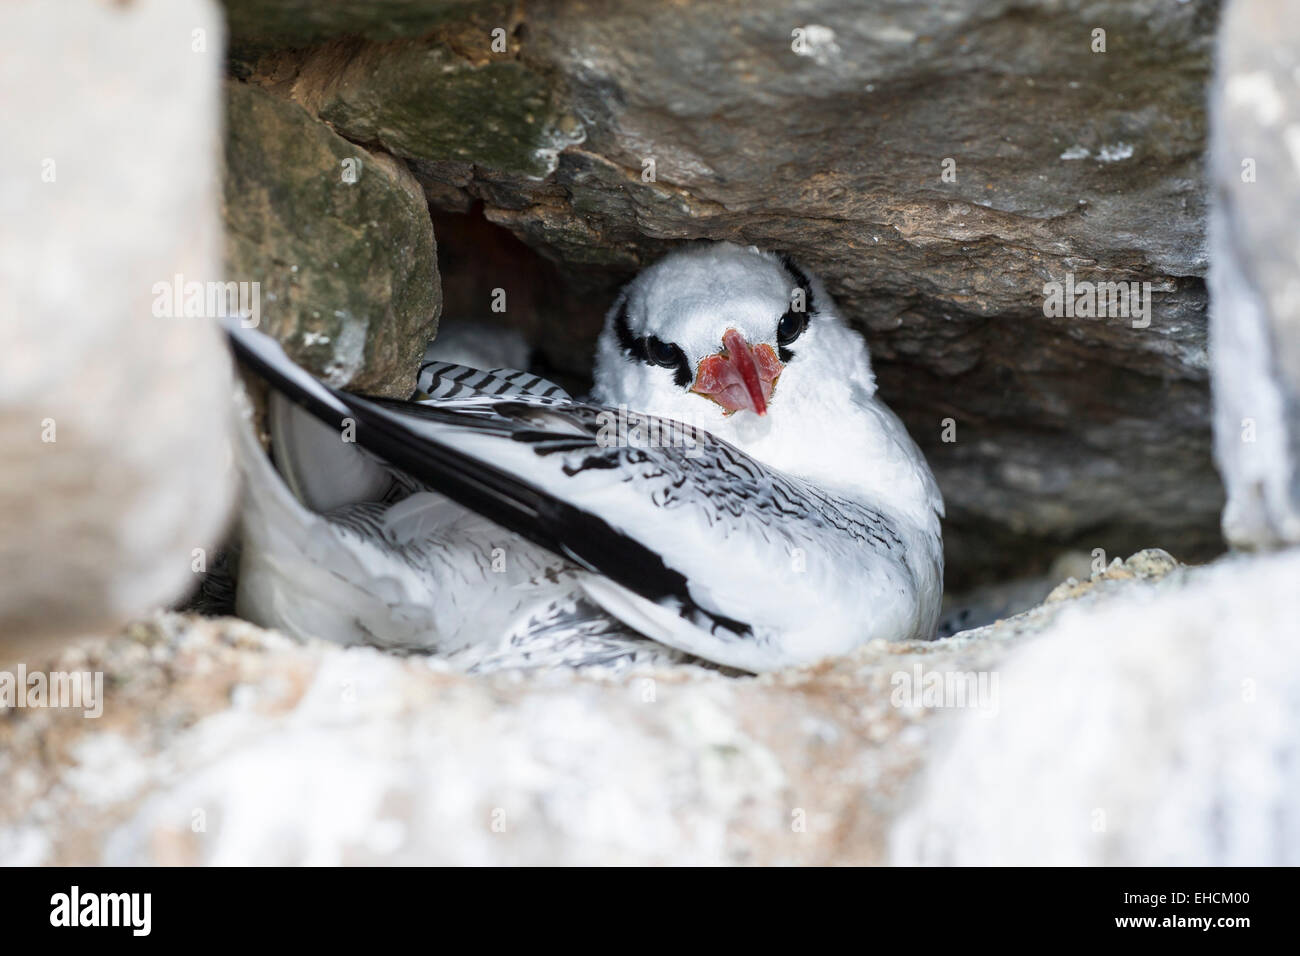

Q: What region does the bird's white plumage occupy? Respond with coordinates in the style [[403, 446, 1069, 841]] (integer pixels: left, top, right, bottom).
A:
[[232, 242, 943, 672]]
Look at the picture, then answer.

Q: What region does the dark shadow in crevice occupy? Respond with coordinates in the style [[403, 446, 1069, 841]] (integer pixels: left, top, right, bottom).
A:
[[431, 203, 625, 395]]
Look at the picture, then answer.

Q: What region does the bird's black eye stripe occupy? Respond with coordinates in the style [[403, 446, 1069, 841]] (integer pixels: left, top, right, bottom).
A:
[[613, 296, 692, 388], [613, 297, 649, 362], [777, 254, 815, 360], [779, 254, 816, 315]]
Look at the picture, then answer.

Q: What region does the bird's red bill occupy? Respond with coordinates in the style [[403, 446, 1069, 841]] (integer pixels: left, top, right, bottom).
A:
[[692, 328, 783, 415]]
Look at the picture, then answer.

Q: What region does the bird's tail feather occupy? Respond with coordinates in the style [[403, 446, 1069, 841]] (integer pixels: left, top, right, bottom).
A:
[[230, 387, 387, 639], [269, 393, 393, 513], [225, 323, 560, 556]]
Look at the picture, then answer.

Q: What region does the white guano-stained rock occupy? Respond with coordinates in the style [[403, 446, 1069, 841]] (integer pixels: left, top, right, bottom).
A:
[[0, 0, 236, 653], [891, 548, 1300, 865], [1209, 0, 1300, 550]]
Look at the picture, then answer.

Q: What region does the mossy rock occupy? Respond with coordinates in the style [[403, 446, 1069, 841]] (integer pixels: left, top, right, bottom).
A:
[[223, 80, 440, 396]]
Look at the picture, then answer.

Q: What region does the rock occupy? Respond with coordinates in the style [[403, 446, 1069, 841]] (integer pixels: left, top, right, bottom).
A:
[[221, 0, 477, 55], [223, 80, 440, 396], [5, 545, 1278, 865], [0, 0, 236, 655], [1208, 0, 1300, 549], [891, 547, 1300, 865], [223, 0, 1225, 585], [304, 40, 577, 181], [0, 612, 995, 865], [938, 549, 1095, 636], [1042, 546, 1179, 602]]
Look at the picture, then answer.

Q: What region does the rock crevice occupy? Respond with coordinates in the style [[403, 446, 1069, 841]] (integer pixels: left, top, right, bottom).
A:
[[223, 0, 1226, 583]]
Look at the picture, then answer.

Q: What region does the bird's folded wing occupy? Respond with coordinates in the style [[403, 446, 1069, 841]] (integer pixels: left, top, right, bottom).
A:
[[227, 323, 920, 669]]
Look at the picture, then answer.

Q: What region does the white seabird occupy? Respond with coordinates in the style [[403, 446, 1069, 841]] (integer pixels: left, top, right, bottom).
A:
[[229, 242, 944, 673]]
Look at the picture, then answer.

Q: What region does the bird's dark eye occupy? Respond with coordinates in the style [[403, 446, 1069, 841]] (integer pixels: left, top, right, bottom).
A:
[[777, 309, 807, 346], [777, 254, 815, 360], [646, 336, 682, 369], [645, 336, 692, 386]]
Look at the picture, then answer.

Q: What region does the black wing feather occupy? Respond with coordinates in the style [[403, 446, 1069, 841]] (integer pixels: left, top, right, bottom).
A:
[[225, 322, 753, 638]]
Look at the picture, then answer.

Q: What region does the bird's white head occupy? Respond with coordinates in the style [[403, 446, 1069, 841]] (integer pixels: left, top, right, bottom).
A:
[[592, 240, 942, 538], [592, 242, 875, 441]]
